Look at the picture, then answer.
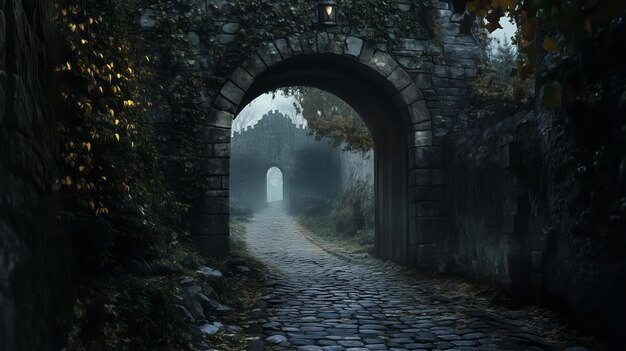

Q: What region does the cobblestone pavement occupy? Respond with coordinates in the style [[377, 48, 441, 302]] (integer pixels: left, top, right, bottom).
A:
[[246, 204, 588, 351]]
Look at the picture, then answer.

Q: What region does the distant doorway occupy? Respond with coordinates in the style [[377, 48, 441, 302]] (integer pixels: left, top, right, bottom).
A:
[[267, 167, 284, 203]]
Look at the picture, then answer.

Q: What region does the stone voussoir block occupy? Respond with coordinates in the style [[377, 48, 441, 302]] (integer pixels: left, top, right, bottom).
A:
[[394, 84, 423, 107], [384, 66, 413, 95], [219, 80, 244, 105], [366, 51, 398, 78], [230, 67, 254, 91], [410, 130, 433, 147], [207, 109, 233, 129], [408, 100, 431, 124], [241, 53, 267, 77], [202, 126, 230, 143], [274, 38, 292, 59], [257, 42, 283, 67], [288, 35, 303, 55], [344, 36, 364, 57]]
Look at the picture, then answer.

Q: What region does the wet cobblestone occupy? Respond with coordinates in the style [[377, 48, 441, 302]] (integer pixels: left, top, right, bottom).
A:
[[246, 205, 589, 351]]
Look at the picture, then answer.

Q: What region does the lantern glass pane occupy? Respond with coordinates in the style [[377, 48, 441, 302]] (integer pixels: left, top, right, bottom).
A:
[[325, 5, 333, 17]]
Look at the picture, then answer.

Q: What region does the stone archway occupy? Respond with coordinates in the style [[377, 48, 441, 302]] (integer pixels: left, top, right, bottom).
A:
[[193, 36, 443, 267]]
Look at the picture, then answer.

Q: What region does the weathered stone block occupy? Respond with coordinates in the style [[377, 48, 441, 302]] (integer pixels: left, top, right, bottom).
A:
[[222, 22, 240, 34], [207, 109, 233, 129], [411, 121, 432, 131], [288, 35, 303, 54], [241, 53, 267, 77], [213, 143, 230, 157], [412, 146, 443, 168], [409, 169, 429, 186], [213, 95, 237, 114], [408, 100, 431, 124], [433, 65, 449, 78], [384, 67, 413, 95], [274, 38, 292, 59], [411, 130, 433, 147], [202, 127, 230, 143], [257, 43, 282, 67], [401, 39, 428, 52], [230, 67, 254, 91], [220, 81, 244, 105], [367, 51, 398, 78], [413, 73, 432, 89], [317, 32, 332, 53], [449, 66, 465, 79], [300, 33, 317, 54], [202, 158, 229, 175], [394, 84, 423, 107], [194, 196, 229, 215], [344, 36, 363, 57], [358, 42, 375, 64]]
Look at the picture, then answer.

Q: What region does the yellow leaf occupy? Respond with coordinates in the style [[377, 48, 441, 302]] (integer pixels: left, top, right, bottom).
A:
[[115, 133, 120, 142], [115, 119, 120, 126], [78, 166, 85, 172], [542, 36, 558, 53], [66, 62, 72, 70], [81, 39, 88, 45], [109, 109, 115, 117], [65, 176, 72, 185], [85, 142, 91, 151]]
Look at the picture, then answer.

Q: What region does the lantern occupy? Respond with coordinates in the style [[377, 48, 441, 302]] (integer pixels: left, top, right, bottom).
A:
[[318, 0, 337, 26]]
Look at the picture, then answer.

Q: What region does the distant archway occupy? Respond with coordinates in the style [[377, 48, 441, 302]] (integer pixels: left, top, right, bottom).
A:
[[266, 167, 284, 203]]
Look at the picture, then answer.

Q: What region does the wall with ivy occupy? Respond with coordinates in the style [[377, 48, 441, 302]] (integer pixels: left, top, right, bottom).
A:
[[142, 0, 484, 261]]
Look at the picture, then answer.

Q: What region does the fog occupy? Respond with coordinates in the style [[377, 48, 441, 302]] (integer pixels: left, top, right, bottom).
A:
[[230, 88, 375, 249]]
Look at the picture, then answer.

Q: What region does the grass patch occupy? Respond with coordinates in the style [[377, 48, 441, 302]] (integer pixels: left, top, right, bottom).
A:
[[297, 214, 374, 254]]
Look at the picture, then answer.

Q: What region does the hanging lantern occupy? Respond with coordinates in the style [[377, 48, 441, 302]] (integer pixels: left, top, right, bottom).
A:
[[317, 0, 337, 26]]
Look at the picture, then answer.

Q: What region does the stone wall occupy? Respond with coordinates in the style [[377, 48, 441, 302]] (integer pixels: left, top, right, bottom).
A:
[[0, 0, 69, 350], [151, 0, 484, 260], [444, 102, 626, 345]]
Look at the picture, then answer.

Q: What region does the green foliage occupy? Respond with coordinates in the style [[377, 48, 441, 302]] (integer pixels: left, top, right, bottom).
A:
[[298, 178, 375, 253], [55, 0, 188, 264], [490, 37, 517, 85], [285, 87, 374, 154], [65, 276, 195, 351], [461, 0, 626, 106]]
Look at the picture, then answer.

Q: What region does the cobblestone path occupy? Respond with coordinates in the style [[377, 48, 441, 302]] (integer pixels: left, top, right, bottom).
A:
[[246, 204, 587, 351]]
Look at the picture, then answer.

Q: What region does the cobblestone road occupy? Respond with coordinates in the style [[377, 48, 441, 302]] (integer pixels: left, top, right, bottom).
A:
[[245, 204, 588, 351]]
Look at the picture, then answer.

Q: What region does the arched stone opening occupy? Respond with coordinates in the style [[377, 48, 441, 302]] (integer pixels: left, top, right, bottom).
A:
[[194, 37, 443, 267], [266, 166, 284, 203]]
